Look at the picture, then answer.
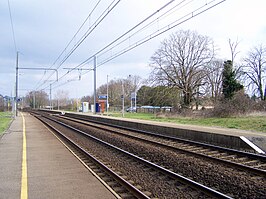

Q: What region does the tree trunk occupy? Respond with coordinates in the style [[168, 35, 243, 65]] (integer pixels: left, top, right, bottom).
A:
[[263, 85, 266, 101], [183, 91, 191, 108]]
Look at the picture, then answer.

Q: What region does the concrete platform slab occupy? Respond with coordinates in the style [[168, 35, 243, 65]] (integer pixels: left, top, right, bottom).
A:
[[0, 113, 116, 199], [0, 116, 22, 199]]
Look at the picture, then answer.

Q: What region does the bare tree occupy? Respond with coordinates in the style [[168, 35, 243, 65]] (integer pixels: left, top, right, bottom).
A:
[[229, 38, 240, 65], [149, 30, 214, 108], [242, 45, 266, 100], [203, 59, 224, 102], [25, 90, 49, 108], [54, 90, 69, 109], [202, 39, 241, 102], [228, 38, 244, 81], [95, 75, 142, 108]]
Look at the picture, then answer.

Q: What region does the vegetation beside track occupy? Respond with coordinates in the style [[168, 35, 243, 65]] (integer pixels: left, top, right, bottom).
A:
[[109, 112, 266, 133], [0, 112, 13, 135]]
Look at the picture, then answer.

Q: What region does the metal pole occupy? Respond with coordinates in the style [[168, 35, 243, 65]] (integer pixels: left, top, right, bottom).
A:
[[19, 68, 58, 81], [107, 75, 109, 115], [76, 98, 79, 112], [15, 52, 18, 116], [33, 91, 36, 109], [129, 75, 132, 112], [134, 92, 137, 111], [134, 77, 137, 112], [122, 80, 124, 117], [49, 84, 52, 110], [131, 96, 133, 112], [12, 87, 15, 114], [93, 56, 97, 114]]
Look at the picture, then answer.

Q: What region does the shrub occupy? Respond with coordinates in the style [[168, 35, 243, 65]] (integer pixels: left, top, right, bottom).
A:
[[212, 91, 253, 117], [252, 100, 266, 112]]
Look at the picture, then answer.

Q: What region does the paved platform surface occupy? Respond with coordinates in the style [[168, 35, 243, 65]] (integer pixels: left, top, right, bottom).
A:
[[0, 112, 116, 199]]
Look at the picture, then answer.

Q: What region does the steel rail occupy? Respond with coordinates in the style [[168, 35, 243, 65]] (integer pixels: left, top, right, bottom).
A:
[[61, 112, 266, 160], [33, 113, 150, 199], [53, 114, 266, 177], [36, 112, 232, 199]]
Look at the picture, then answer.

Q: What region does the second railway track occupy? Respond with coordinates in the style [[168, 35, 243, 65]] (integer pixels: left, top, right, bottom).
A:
[[50, 111, 266, 176], [32, 110, 266, 198]]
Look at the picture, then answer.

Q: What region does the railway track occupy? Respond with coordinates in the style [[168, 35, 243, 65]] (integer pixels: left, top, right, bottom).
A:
[[50, 111, 266, 178], [34, 114, 148, 199], [32, 112, 233, 199]]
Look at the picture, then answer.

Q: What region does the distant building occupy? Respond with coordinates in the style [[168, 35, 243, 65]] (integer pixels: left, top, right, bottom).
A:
[[0, 95, 13, 111], [0, 94, 4, 111]]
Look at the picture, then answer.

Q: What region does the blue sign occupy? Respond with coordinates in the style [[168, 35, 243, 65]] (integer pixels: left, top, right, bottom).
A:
[[98, 95, 107, 99]]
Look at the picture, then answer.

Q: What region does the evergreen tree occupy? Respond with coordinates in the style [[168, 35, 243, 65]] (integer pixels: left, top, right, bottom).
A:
[[222, 60, 243, 99]]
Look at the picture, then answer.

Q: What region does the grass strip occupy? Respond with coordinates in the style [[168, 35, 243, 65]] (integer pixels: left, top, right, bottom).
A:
[[0, 112, 13, 135], [109, 112, 266, 133]]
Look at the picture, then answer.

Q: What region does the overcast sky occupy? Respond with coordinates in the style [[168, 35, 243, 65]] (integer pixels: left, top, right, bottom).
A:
[[0, 0, 266, 99]]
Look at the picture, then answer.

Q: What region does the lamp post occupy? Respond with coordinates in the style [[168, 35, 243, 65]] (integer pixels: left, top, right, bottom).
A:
[[93, 56, 97, 114]]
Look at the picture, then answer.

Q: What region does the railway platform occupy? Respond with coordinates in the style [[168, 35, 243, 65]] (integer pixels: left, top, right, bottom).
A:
[[0, 112, 117, 199], [64, 110, 266, 154]]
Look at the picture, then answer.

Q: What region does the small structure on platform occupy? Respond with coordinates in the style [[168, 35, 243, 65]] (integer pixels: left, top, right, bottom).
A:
[[98, 94, 107, 113], [82, 102, 89, 112]]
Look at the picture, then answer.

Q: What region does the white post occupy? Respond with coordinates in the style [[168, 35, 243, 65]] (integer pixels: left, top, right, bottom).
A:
[[122, 80, 124, 117], [76, 98, 79, 112], [134, 91, 137, 111], [107, 75, 109, 115], [134, 76, 137, 112], [130, 96, 133, 112]]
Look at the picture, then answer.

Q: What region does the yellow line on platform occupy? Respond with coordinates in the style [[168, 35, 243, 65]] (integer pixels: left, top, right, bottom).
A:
[[20, 113, 28, 199]]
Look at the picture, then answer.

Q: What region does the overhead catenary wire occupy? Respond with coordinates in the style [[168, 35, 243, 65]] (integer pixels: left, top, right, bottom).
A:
[[38, 0, 185, 93], [53, 0, 178, 83], [53, 0, 103, 67], [38, 0, 226, 93], [35, 0, 121, 91], [7, 0, 17, 53], [34, 0, 105, 90], [97, 0, 193, 59], [97, 0, 225, 66], [97, 0, 220, 65], [57, 0, 121, 68], [61, 0, 226, 80], [34, 0, 102, 90]]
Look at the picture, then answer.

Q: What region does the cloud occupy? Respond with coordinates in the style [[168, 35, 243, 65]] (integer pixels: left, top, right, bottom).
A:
[[1, 0, 266, 98]]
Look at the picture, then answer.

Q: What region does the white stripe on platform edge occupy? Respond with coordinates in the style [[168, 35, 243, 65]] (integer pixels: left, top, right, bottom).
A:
[[240, 136, 265, 154]]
